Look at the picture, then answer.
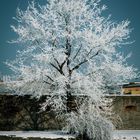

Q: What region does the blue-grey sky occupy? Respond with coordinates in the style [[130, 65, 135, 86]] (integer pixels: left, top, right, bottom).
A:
[[0, 0, 140, 75]]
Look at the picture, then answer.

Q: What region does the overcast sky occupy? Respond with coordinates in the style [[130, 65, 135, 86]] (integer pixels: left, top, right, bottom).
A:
[[0, 0, 140, 75]]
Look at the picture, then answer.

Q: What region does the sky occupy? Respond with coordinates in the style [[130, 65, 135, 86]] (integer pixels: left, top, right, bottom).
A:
[[0, 0, 140, 76]]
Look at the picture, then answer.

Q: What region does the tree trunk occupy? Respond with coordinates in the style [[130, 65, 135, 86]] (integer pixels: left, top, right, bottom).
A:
[[78, 132, 91, 140], [66, 83, 72, 112]]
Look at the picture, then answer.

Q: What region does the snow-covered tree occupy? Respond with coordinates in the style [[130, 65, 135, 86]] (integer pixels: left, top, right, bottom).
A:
[[4, 0, 137, 139]]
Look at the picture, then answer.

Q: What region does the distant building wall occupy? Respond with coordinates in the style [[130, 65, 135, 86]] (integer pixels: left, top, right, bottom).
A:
[[122, 82, 140, 95], [113, 96, 140, 130]]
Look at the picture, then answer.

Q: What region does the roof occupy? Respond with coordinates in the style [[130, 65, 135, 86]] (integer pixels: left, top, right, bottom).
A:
[[122, 82, 140, 88]]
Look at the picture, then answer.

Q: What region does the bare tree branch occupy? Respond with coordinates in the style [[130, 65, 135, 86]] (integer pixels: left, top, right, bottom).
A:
[[50, 62, 65, 75], [73, 45, 82, 60], [50, 62, 60, 72], [71, 50, 100, 72], [43, 80, 54, 86], [45, 75, 54, 82]]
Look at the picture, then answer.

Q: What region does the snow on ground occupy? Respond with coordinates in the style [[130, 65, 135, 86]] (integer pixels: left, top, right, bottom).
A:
[[106, 94, 140, 97], [113, 130, 140, 140], [0, 130, 140, 140], [0, 131, 75, 139]]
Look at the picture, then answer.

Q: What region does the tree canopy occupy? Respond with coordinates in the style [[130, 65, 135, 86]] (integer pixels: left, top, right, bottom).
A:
[[4, 0, 137, 139]]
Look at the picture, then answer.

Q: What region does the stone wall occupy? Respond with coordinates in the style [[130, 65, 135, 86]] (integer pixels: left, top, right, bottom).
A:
[[113, 96, 140, 130], [0, 94, 140, 130], [0, 95, 64, 131]]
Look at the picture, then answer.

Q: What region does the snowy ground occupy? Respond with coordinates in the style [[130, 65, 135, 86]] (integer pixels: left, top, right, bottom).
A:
[[106, 94, 140, 97], [113, 130, 140, 140], [0, 130, 140, 140], [0, 131, 75, 139]]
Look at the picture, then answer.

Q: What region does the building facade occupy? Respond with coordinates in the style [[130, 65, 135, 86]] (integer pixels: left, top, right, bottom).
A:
[[122, 82, 140, 95], [113, 95, 140, 130]]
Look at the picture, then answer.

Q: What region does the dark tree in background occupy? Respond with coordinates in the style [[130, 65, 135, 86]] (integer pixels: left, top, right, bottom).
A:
[[0, 95, 20, 130], [0, 95, 61, 130]]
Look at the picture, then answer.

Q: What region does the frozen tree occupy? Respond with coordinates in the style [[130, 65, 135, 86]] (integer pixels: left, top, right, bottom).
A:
[[4, 0, 137, 139]]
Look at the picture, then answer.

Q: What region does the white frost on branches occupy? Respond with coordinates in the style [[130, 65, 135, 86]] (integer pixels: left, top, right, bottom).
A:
[[4, 0, 137, 139], [66, 103, 114, 140]]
